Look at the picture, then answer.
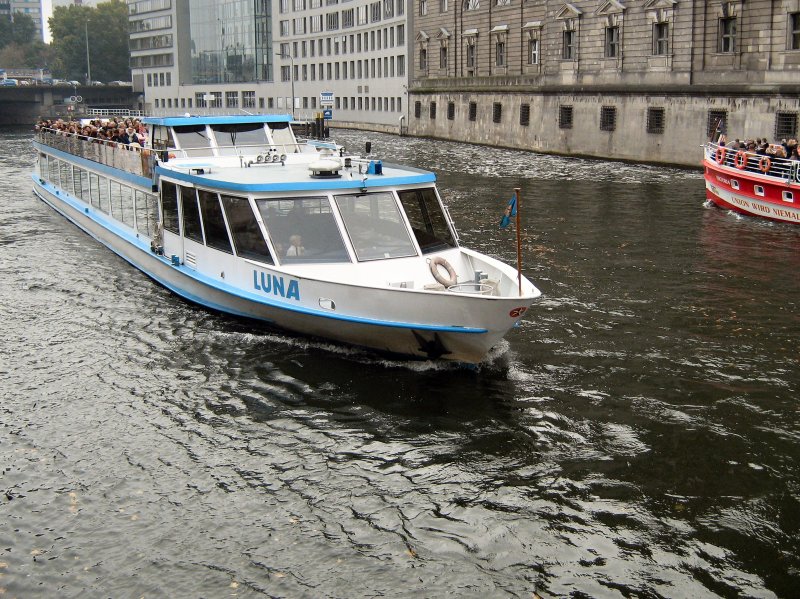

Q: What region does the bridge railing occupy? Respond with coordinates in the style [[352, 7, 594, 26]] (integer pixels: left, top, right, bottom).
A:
[[36, 129, 156, 180]]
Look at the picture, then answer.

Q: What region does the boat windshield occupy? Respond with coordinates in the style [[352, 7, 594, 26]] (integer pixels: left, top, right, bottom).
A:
[[397, 187, 456, 253], [173, 125, 212, 156], [334, 192, 417, 261], [211, 123, 270, 156], [256, 197, 351, 264]]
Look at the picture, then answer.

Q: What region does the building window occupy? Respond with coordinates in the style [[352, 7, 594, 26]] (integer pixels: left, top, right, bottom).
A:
[[195, 92, 206, 108], [520, 104, 530, 126], [226, 91, 238, 108], [653, 22, 669, 55], [440, 46, 448, 69], [719, 17, 736, 53], [464, 0, 479, 9], [559, 105, 573, 129], [414, 101, 421, 118], [600, 106, 616, 131], [707, 110, 727, 138], [419, 48, 427, 71], [647, 107, 665, 134], [419, 0, 427, 15], [495, 41, 505, 66], [430, 102, 437, 119], [562, 29, 575, 60], [466, 43, 476, 69], [528, 39, 539, 64], [447, 101, 455, 120], [492, 102, 502, 124], [440, 0, 447, 11], [775, 111, 798, 139], [791, 13, 800, 50], [605, 26, 619, 58], [468, 101, 477, 122]]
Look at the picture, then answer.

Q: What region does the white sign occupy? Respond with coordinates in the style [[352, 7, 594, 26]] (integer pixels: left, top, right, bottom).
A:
[[320, 91, 334, 106]]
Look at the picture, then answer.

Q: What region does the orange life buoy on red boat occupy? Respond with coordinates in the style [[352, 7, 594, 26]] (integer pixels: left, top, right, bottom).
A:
[[714, 147, 726, 165], [758, 156, 771, 174], [734, 150, 748, 170]]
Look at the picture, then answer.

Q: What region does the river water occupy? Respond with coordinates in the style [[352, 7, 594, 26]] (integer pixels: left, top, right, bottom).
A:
[[1, 126, 798, 598]]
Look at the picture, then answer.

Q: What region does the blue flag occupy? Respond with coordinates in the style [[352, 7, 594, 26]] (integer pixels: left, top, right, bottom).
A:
[[499, 195, 517, 229]]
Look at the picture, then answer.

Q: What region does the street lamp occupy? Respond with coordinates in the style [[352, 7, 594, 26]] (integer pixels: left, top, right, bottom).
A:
[[278, 53, 295, 120], [84, 20, 91, 85]]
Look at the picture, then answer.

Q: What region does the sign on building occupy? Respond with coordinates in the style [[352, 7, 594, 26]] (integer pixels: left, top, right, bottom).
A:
[[320, 91, 334, 107]]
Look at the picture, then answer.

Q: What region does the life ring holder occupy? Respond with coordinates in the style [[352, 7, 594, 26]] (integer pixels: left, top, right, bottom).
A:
[[429, 256, 457, 287], [734, 150, 748, 170], [758, 156, 771, 174], [714, 147, 726, 165]]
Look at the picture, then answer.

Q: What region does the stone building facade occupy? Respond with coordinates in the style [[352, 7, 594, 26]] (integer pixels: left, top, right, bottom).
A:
[[409, 0, 800, 166]]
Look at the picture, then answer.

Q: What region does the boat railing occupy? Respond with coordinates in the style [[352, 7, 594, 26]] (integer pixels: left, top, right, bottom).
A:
[[36, 128, 156, 179], [160, 142, 305, 160], [705, 142, 800, 183]]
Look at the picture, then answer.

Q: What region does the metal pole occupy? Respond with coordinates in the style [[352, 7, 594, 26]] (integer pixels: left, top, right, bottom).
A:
[[514, 187, 522, 296], [85, 20, 91, 85], [279, 53, 295, 120]]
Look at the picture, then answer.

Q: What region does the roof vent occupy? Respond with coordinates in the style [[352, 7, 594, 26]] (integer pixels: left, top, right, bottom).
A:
[[309, 157, 342, 179]]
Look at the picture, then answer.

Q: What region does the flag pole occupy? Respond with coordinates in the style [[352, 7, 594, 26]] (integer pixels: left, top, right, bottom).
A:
[[514, 187, 522, 296]]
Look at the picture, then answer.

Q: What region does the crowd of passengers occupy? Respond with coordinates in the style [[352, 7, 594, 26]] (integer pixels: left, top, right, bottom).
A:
[[36, 117, 148, 148], [717, 134, 800, 161]]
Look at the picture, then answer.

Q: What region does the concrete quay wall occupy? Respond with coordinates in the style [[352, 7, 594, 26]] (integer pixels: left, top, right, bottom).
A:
[[406, 89, 800, 167]]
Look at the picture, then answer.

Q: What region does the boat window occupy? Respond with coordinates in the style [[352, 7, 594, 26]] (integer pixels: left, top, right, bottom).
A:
[[181, 187, 203, 243], [110, 181, 124, 222], [135, 190, 157, 237], [198, 190, 233, 254], [120, 185, 135, 229], [89, 172, 100, 208], [97, 175, 110, 214], [39, 153, 48, 180], [334, 192, 417, 261], [161, 180, 180, 234], [256, 197, 351, 264], [151, 125, 175, 151], [73, 166, 83, 199], [60, 161, 72, 195], [48, 157, 59, 186], [397, 188, 456, 253], [212, 123, 269, 155], [220, 195, 274, 264], [79, 169, 90, 204], [268, 122, 298, 152], [173, 125, 211, 156]]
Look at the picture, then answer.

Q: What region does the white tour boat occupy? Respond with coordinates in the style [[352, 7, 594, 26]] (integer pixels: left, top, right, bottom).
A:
[[32, 114, 540, 362]]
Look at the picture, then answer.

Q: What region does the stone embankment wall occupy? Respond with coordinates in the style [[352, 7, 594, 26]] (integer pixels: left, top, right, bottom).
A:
[[406, 90, 800, 167]]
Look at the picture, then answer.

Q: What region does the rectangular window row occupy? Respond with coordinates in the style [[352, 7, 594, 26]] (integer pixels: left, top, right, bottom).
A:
[[39, 154, 158, 238]]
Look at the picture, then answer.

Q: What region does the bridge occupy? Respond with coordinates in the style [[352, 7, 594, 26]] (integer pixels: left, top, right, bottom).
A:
[[0, 84, 141, 126]]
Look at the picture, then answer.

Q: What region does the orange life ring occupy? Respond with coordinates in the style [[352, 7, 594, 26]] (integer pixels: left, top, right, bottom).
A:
[[734, 150, 748, 170], [429, 257, 457, 287], [714, 147, 726, 165], [758, 156, 771, 173]]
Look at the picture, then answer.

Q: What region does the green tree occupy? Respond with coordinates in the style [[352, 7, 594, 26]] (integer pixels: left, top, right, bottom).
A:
[[48, 0, 130, 83], [0, 12, 38, 49]]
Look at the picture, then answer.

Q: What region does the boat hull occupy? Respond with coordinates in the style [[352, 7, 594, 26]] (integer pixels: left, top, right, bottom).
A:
[[32, 175, 532, 363], [703, 148, 800, 225]]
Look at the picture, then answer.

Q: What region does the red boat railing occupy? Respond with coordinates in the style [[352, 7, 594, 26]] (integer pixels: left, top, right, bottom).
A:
[[704, 142, 800, 184]]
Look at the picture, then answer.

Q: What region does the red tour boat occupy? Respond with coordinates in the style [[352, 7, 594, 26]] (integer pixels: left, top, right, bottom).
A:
[[703, 141, 800, 224]]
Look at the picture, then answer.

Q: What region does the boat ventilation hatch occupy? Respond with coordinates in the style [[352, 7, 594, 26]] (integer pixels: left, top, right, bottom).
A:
[[309, 157, 343, 179]]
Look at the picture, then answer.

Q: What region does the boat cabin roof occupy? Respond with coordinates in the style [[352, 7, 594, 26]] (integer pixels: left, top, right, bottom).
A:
[[142, 114, 294, 127]]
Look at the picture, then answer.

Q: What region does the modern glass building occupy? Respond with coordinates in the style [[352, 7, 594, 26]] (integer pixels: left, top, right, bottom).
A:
[[129, 0, 408, 129]]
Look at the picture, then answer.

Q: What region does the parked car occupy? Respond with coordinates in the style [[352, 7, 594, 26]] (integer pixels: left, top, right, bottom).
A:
[[108, 80, 132, 86], [0, 78, 19, 86], [67, 80, 80, 86]]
